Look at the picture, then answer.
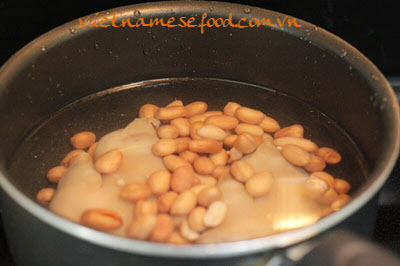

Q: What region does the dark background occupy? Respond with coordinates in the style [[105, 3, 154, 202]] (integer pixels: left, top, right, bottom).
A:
[[0, 0, 400, 264]]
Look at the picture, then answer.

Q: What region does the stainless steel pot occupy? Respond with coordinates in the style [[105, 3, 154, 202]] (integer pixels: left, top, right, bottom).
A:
[[0, 1, 399, 265]]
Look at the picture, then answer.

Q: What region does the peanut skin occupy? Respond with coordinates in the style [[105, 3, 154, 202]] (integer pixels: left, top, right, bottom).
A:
[[317, 147, 342, 164], [94, 149, 123, 174], [70, 131, 96, 149], [281, 144, 311, 167], [274, 125, 304, 139], [81, 209, 123, 231]]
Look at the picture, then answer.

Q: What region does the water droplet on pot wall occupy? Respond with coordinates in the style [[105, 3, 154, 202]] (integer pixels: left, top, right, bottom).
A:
[[143, 48, 151, 55]]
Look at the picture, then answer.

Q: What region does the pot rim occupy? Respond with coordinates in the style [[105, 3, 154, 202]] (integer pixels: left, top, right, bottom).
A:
[[0, 0, 399, 259]]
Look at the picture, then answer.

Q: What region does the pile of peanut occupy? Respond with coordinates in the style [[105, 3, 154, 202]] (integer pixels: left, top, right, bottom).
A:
[[36, 99, 351, 244]]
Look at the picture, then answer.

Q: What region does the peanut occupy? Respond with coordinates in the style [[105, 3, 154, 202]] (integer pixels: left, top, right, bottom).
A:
[[81, 208, 122, 231], [139, 104, 159, 118], [235, 123, 264, 137], [70, 131, 96, 150], [305, 176, 329, 200], [235, 107, 265, 124], [190, 184, 209, 197], [321, 207, 334, 218], [311, 171, 335, 187], [334, 178, 351, 194], [317, 147, 342, 164], [203, 201, 227, 227], [175, 137, 190, 153], [168, 231, 189, 245], [120, 183, 152, 202], [273, 137, 318, 152], [331, 194, 351, 211], [61, 149, 84, 167], [223, 102, 241, 116], [281, 144, 311, 167], [180, 219, 199, 241], [204, 111, 223, 117], [228, 147, 243, 162], [150, 214, 175, 242], [223, 134, 238, 148], [189, 121, 204, 140], [157, 125, 179, 139], [146, 170, 171, 195], [212, 165, 225, 179], [258, 116, 280, 133], [94, 149, 123, 174], [188, 207, 207, 233], [134, 199, 158, 216], [46, 165, 67, 183], [189, 139, 223, 154], [193, 157, 216, 175], [233, 133, 258, 154], [205, 115, 239, 130], [36, 188, 55, 205], [209, 149, 228, 166], [185, 101, 208, 117], [157, 191, 178, 213], [262, 133, 273, 142], [274, 124, 304, 139], [87, 142, 98, 157], [172, 216, 185, 227], [245, 171, 274, 197], [200, 177, 217, 186], [193, 176, 201, 185], [127, 214, 157, 240], [171, 166, 195, 192], [230, 160, 255, 182], [163, 155, 191, 172], [198, 186, 222, 207], [170, 190, 197, 216], [152, 139, 177, 156], [304, 155, 326, 172], [171, 118, 190, 137], [197, 125, 227, 141], [173, 215, 185, 227], [179, 150, 199, 164], [189, 114, 207, 124], [255, 135, 263, 145], [155, 106, 187, 120], [166, 100, 184, 107], [321, 188, 338, 205], [190, 184, 209, 195]]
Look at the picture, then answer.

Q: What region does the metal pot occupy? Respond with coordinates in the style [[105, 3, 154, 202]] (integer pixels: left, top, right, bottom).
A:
[[0, 1, 399, 265]]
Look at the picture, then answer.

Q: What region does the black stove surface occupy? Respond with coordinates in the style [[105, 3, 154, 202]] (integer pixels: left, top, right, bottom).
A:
[[1, 0, 400, 265]]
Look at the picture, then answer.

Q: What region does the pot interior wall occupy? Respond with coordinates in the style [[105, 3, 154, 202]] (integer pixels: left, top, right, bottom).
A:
[[0, 2, 396, 202]]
